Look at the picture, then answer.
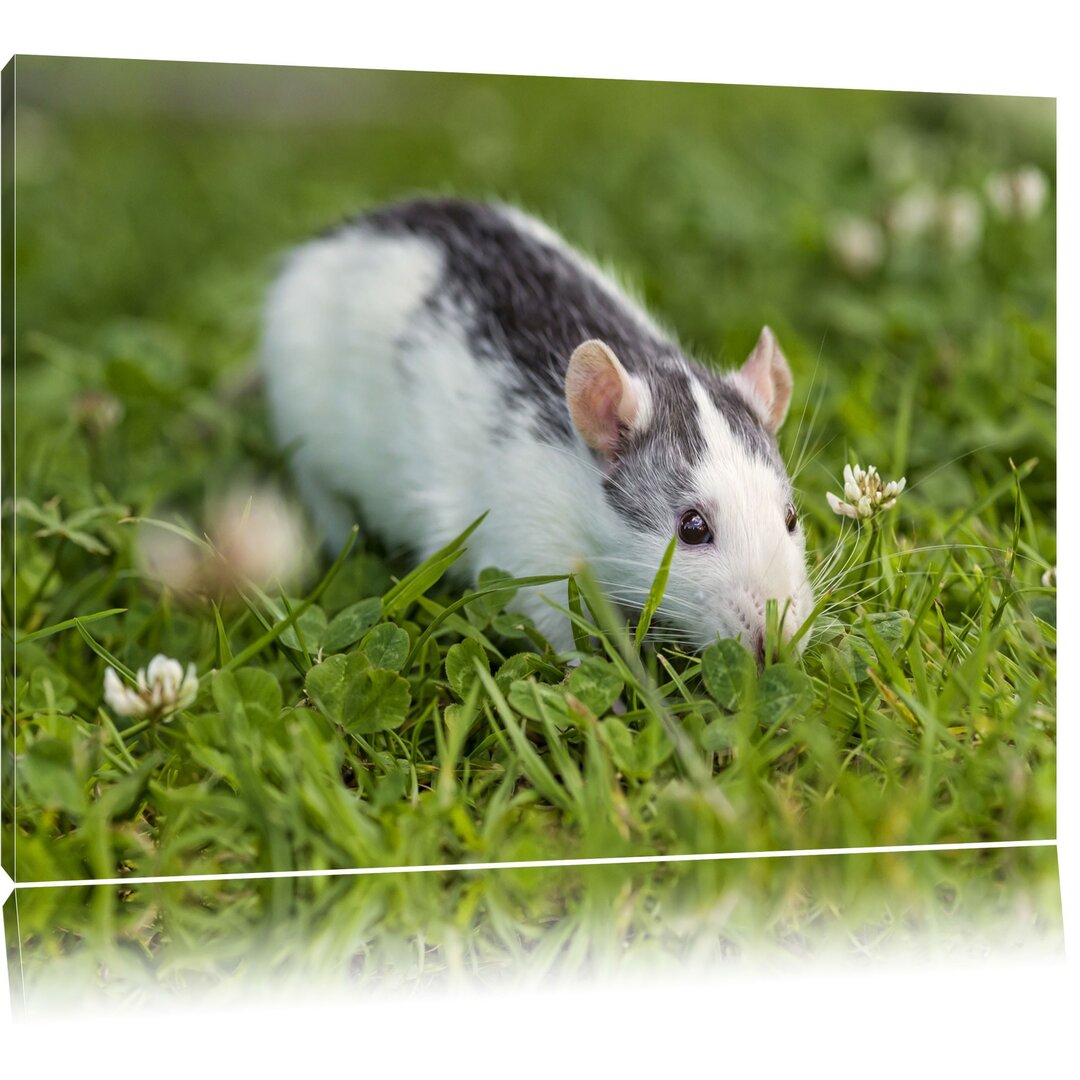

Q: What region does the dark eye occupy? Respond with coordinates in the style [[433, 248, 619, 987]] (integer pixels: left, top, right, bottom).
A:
[[785, 503, 798, 533], [678, 509, 713, 546]]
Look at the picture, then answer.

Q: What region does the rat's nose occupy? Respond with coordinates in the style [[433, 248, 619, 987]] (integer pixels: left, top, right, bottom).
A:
[[735, 589, 770, 666]]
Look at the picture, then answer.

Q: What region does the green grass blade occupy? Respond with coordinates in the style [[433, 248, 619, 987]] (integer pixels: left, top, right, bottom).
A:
[[120, 515, 215, 552], [381, 512, 488, 615], [634, 533, 677, 648], [403, 573, 566, 670], [14, 607, 127, 645], [211, 601, 233, 666], [566, 574, 590, 653], [73, 618, 135, 681]]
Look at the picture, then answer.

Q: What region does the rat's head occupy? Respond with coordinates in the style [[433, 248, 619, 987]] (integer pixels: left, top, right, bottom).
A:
[[566, 326, 814, 662]]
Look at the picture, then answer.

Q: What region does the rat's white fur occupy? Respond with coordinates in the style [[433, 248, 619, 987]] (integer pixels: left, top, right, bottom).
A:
[[262, 211, 812, 653]]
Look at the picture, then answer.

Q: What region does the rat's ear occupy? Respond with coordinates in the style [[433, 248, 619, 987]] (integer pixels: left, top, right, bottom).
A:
[[736, 326, 793, 433], [565, 339, 649, 458]]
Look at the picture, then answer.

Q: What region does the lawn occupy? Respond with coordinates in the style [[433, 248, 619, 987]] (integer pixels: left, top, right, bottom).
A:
[[3, 60, 1056, 901]]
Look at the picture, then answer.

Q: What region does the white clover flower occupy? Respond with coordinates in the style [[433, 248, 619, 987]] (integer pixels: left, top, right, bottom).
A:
[[136, 525, 203, 593], [985, 166, 1049, 221], [886, 185, 938, 239], [103, 654, 198, 719], [827, 463, 907, 521], [938, 191, 984, 256], [137, 486, 309, 598], [208, 486, 308, 590], [827, 215, 885, 276], [1042, 566, 1056, 588]]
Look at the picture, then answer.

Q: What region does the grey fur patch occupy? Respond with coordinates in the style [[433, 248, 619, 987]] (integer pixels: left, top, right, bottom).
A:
[[358, 197, 677, 442], [603, 364, 788, 531], [604, 361, 703, 532], [340, 197, 786, 528], [700, 372, 787, 478]]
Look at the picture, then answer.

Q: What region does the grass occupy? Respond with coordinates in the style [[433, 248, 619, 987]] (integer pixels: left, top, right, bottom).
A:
[[3, 59, 1056, 918]]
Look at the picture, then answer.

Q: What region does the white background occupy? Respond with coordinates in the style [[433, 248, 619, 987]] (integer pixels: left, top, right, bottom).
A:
[[1, 2, 1074, 1075]]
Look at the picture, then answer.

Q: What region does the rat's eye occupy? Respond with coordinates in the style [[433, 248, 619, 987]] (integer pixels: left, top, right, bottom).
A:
[[785, 503, 798, 533], [678, 509, 713, 546]]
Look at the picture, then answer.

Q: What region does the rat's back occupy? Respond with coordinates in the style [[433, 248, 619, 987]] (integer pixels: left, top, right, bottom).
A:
[[260, 197, 671, 559]]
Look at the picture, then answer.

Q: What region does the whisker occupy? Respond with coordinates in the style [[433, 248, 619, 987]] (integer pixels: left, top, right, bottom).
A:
[[788, 332, 827, 480], [812, 541, 1035, 593], [901, 441, 1002, 496], [592, 589, 701, 621], [810, 526, 865, 590], [792, 430, 841, 483]]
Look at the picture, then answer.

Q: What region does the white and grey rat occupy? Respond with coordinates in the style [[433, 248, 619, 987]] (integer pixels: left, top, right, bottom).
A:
[[260, 197, 814, 658]]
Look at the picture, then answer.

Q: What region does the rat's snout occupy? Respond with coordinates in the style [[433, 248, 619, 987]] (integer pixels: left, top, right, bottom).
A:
[[733, 586, 799, 665], [733, 588, 768, 663]]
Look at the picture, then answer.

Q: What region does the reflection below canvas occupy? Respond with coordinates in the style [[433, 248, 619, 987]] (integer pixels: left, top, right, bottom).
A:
[[3, 846, 1063, 1015]]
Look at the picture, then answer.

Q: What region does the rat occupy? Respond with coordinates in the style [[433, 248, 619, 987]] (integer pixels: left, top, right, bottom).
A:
[[260, 197, 814, 660]]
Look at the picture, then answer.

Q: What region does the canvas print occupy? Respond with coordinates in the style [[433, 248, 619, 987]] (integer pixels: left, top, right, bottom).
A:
[[2, 59, 1056, 899]]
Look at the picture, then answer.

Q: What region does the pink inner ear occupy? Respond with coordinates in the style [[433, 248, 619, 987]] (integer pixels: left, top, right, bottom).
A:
[[584, 370, 629, 454], [566, 340, 636, 457], [744, 353, 775, 413], [738, 326, 792, 433]]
